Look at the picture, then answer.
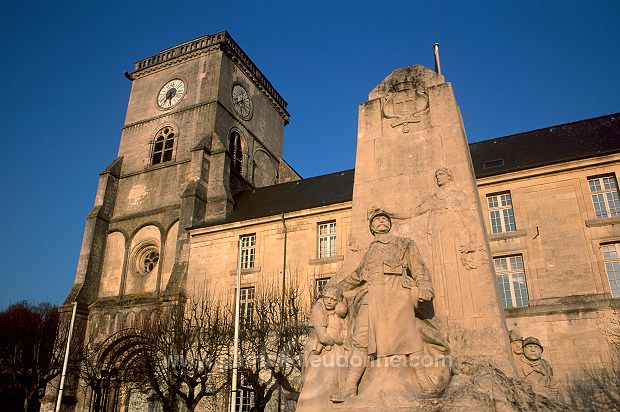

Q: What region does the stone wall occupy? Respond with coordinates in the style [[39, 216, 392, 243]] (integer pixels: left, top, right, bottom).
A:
[[188, 203, 352, 297]]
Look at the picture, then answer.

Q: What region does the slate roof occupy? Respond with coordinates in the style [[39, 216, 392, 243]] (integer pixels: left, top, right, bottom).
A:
[[195, 169, 355, 228], [193, 113, 619, 229], [470, 113, 620, 178]]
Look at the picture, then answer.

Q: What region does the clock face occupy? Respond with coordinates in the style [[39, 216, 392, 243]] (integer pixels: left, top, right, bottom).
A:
[[232, 84, 252, 119], [157, 79, 185, 109]]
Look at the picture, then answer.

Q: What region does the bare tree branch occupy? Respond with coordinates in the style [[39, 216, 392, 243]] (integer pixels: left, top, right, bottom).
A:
[[136, 290, 233, 411], [0, 301, 66, 412], [567, 306, 620, 411], [238, 276, 310, 411]]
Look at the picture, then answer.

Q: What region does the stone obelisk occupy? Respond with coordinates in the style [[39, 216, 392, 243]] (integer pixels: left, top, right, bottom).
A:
[[337, 65, 515, 372]]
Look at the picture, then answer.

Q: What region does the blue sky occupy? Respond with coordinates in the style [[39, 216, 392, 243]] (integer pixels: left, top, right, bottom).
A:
[[1, 0, 618, 306]]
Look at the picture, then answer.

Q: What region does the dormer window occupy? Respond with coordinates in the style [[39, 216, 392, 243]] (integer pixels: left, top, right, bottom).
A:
[[151, 127, 175, 165]]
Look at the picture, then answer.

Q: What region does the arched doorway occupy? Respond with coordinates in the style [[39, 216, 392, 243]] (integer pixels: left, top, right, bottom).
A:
[[88, 330, 161, 412]]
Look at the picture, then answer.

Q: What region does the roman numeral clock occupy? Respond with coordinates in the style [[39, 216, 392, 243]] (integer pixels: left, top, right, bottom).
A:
[[232, 83, 252, 119], [157, 78, 186, 109]]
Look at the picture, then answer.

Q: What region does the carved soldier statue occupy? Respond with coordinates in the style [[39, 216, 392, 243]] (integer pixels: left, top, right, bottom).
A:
[[330, 209, 438, 403], [515, 337, 558, 397], [509, 330, 525, 360]]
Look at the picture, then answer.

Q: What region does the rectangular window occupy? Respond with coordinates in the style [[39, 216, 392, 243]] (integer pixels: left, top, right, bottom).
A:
[[602, 243, 620, 298], [235, 375, 251, 412], [588, 175, 620, 219], [240, 234, 256, 269], [494, 255, 529, 308], [239, 286, 255, 327], [318, 221, 337, 258], [315, 277, 331, 296], [487, 192, 516, 234]]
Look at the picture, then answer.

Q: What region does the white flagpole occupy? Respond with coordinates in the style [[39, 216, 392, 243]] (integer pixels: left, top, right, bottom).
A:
[[230, 239, 243, 412], [55, 301, 78, 412]]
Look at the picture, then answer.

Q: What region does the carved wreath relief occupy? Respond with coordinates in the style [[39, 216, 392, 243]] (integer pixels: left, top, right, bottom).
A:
[[381, 81, 429, 133]]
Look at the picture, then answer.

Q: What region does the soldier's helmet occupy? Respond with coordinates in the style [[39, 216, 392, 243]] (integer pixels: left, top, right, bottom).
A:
[[508, 329, 523, 342], [522, 336, 543, 351], [368, 208, 392, 234]]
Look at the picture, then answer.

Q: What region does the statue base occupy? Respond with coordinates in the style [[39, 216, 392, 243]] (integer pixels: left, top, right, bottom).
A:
[[326, 358, 570, 412], [331, 355, 454, 412], [333, 396, 445, 411], [333, 398, 496, 412]]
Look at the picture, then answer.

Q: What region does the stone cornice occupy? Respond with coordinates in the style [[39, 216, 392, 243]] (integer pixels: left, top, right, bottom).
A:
[[109, 204, 180, 224], [129, 31, 289, 123], [122, 101, 217, 130]]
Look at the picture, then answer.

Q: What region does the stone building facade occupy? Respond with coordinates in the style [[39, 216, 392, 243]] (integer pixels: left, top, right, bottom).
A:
[[45, 31, 620, 411], [189, 114, 620, 403]]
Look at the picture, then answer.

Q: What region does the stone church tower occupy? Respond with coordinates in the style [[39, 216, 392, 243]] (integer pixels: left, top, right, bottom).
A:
[[46, 31, 297, 410]]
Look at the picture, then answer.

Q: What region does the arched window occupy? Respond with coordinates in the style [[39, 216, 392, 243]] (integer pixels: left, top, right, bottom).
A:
[[229, 130, 243, 174], [151, 127, 175, 165]]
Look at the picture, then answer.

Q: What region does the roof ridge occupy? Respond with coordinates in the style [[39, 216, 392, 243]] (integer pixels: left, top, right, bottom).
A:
[[470, 112, 619, 146], [248, 168, 355, 192]]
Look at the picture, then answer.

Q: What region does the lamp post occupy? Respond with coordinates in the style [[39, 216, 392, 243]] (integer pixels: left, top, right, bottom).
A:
[[55, 301, 78, 412], [230, 239, 243, 412]]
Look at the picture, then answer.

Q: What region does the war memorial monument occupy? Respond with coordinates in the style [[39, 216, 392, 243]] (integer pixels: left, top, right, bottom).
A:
[[295, 65, 568, 411], [43, 31, 620, 411]]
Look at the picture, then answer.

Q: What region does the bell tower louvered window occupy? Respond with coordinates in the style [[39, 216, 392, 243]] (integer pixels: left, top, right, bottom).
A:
[[229, 130, 243, 174]]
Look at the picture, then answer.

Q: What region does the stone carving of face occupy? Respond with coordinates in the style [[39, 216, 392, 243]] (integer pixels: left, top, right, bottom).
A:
[[321, 286, 342, 310], [511, 340, 524, 355], [523, 344, 543, 361], [370, 215, 392, 234], [434, 169, 453, 187], [323, 294, 338, 310]]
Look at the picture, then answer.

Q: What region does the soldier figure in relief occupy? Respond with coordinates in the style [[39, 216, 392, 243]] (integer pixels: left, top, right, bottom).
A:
[[509, 329, 525, 360], [515, 336, 558, 397], [329, 209, 437, 403]]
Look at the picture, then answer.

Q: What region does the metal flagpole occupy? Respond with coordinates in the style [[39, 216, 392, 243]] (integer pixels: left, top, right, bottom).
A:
[[278, 212, 288, 412], [433, 43, 442, 75], [55, 301, 78, 412], [230, 239, 243, 412]]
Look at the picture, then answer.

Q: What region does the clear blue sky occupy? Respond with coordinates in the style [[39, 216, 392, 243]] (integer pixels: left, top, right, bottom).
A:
[[1, 0, 618, 307]]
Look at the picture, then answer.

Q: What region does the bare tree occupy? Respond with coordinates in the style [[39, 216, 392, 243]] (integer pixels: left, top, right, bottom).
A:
[[137, 291, 234, 411], [609, 307, 620, 367], [71, 334, 117, 412], [0, 301, 66, 412], [238, 278, 309, 412], [567, 307, 620, 411]]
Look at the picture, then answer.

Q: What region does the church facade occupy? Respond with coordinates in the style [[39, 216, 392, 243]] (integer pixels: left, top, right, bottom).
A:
[[46, 31, 620, 411]]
